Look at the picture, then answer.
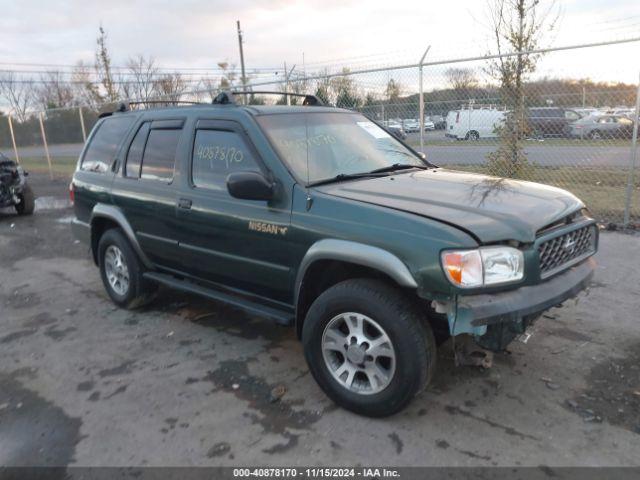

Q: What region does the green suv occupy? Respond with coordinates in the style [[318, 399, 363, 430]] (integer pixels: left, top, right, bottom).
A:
[[71, 93, 597, 417]]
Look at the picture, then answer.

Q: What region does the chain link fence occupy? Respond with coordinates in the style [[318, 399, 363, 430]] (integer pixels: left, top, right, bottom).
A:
[[1, 40, 638, 226]]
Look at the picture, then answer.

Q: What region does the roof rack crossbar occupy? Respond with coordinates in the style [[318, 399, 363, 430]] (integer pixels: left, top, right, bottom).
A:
[[98, 100, 205, 118], [212, 90, 324, 106]]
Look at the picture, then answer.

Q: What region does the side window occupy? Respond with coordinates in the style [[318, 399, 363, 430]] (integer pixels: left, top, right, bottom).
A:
[[565, 110, 580, 121], [140, 129, 182, 182], [192, 129, 261, 191], [125, 123, 151, 178], [81, 116, 134, 173]]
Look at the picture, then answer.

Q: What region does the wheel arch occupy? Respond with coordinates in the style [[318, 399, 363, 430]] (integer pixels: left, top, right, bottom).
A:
[[90, 204, 153, 268], [294, 239, 418, 338]]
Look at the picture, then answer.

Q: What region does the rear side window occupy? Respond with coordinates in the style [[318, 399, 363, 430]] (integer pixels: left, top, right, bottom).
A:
[[81, 117, 134, 173], [140, 129, 182, 182], [125, 123, 151, 178], [192, 130, 261, 190]]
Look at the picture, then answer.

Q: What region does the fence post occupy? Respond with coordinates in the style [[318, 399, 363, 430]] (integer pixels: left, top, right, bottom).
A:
[[38, 112, 54, 180], [418, 46, 431, 153], [7, 115, 20, 164], [623, 71, 640, 227], [79, 106, 87, 142]]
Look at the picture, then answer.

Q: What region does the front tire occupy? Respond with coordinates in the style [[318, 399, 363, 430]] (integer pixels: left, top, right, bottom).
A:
[[15, 184, 35, 215], [98, 228, 155, 309], [302, 279, 436, 417]]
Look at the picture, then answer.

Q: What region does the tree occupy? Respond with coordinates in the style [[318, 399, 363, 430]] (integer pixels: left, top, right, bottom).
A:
[[485, 0, 558, 178], [71, 61, 102, 109], [331, 69, 362, 109], [314, 70, 332, 105], [445, 68, 478, 96], [95, 25, 118, 103], [384, 78, 401, 102], [153, 73, 187, 103], [35, 71, 75, 110], [0, 72, 34, 122], [125, 55, 158, 103]]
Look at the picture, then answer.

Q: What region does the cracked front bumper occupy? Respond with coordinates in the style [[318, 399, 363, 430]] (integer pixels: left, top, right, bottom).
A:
[[446, 257, 596, 336]]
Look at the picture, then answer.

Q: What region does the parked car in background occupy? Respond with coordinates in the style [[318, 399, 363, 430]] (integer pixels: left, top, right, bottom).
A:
[[526, 107, 581, 138], [387, 125, 407, 140], [445, 108, 506, 140], [423, 119, 435, 131], [403, 119, 420, 133], [568, 114, 634, 139], [429, 115, 446, 129]]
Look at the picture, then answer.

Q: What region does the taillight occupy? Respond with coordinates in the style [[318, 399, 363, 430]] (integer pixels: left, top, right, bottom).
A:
[[69, 182, 75, 205]]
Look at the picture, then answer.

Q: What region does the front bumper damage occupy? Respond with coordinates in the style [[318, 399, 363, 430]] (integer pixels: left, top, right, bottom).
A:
[[435, 257, 596, 350]]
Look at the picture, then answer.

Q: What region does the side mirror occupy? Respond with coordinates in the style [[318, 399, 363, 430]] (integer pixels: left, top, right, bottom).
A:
[[419, 152, 426, 160], [226, 171, 274, 201]]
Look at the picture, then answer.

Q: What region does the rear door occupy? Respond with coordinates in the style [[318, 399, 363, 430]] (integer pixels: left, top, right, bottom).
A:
[[111, 118, 186, 270], [175, 119, 294, 303]]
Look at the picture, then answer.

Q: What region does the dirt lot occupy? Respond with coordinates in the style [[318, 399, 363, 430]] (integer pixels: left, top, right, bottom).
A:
[[1, 173, 639, 467]]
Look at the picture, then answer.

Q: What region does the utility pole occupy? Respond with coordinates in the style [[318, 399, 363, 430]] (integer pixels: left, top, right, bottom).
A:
[[236, 20, 248, 104]]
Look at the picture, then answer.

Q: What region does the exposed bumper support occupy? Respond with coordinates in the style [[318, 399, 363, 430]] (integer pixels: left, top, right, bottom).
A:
[[439, 258, 596, 336], [461, 257, 595, 326]]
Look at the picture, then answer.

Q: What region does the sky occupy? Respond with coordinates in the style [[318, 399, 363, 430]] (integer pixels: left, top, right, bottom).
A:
[[0, 0, 639, 90]]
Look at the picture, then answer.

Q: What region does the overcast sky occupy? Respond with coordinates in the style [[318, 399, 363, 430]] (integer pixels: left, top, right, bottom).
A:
[[1, 0, 639, 84]]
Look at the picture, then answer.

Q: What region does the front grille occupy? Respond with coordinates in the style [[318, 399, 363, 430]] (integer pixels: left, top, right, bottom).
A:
[[538, 225, 596, 278]]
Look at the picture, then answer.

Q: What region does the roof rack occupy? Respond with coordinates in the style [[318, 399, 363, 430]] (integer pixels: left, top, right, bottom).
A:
[[212, 90, 324, 106], [98, 100, 205, 118]]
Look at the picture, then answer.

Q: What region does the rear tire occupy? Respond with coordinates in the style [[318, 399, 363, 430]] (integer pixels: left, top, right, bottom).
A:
[[98, 228, 156, 309], [467, 131, 480, 141], [589, 130, 602, 140], [15, 184, 35, 215], [302, 278, 436, 417]]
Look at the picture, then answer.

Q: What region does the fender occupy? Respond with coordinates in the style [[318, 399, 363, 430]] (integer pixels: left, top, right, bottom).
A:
[[90, 203, 153, 269], [294, 239, 418, 316]]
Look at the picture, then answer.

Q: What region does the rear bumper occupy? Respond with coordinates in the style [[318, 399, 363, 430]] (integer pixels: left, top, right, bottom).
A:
[[458, 257, 596, 327], [71, 218, 91, 245]]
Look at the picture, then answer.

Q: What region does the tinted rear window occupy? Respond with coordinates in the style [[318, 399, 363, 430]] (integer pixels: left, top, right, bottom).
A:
[[81, 117, 134, 173], [140, 129, 181, 182]]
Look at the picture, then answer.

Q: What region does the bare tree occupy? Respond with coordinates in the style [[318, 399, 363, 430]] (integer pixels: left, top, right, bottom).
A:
[[125, 55, 158, 103], [445, 68, 478, 93], [95, 25, 118, 102], [35, 71, 75, 110], [0, 72, 34, 122], [485, 0, 558, 178], [71, 61, 102, 109], [153, 73, 187, 103]]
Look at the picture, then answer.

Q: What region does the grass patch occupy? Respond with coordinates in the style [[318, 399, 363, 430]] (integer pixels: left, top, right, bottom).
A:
[[18, 156, 77, 177]]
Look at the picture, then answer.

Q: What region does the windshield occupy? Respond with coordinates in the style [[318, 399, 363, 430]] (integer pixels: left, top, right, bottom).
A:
[[256, 112, 427, 184]]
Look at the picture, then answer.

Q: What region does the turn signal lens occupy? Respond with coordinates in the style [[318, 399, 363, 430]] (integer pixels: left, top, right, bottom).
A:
[[441, 250, 483, 287]]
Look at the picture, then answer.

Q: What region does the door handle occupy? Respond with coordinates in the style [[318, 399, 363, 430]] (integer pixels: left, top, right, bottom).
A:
[[178, 198, 192, 209]]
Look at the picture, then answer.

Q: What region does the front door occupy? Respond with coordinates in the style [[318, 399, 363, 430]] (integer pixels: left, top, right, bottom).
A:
[[175, 119, 293, 304]]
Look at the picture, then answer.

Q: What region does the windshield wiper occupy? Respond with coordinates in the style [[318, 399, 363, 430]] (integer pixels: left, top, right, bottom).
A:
[[308, 172, 390, 187], [367, 163, 429, 174]]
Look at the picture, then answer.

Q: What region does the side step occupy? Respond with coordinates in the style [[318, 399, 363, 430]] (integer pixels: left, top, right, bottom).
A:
[[143, 272, 294, 326]]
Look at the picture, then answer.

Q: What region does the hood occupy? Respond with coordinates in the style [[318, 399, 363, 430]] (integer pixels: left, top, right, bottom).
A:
[[315, 169, 584, 243]]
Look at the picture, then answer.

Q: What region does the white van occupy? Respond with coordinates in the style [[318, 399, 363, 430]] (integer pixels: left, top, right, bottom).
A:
[[445, 108, 506, 140]]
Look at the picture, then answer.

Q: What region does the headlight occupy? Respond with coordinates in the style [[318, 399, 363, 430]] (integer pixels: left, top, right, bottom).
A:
[[441, 246, 524, 288]]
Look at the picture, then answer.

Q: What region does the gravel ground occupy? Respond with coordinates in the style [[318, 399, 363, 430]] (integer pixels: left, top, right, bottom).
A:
[[0, 174, 639, 467]]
